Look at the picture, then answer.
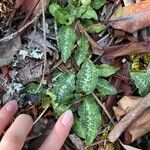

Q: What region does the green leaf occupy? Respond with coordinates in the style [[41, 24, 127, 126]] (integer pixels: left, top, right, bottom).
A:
[[131, 72, 150, 96], [58, 26, 76, 63], [46, 92, 73, 117], [97, 78, 117, 96], [77, 5, 88, 18], [92, 0, 105, 10], [53, 104, 70, 117], [25, 83, 46, 98], [76, 59, 98, 94], [81, 5, 98, 20], [65, 3, 77, 19], [81, 0, 91, 5], [74, 96, 101, 144], [74, 36, 90, 66], [51, 72, 76, 102], [88, 23, 106, 33], [96, 64, 119, 77], [49, 3, 74, 25], [68, 0, 79, 6], [81, 20, 106, 33]]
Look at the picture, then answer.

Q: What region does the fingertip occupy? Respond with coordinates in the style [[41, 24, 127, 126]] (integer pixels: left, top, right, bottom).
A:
[[3, 100, 18, 114], [39, 110, 74, 150], [17, 114, 33, 125], [61, 110, 74, 127]]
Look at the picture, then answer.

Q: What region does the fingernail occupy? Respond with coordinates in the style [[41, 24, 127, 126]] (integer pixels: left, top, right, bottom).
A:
[[4, 100, 18, 113], [61, 110, 73, 126]]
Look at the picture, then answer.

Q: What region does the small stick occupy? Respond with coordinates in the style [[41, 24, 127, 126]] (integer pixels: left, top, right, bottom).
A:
[[92, 93, 115, 125], [33, 106, 49, 125], [35, 0, 47, 93], [108, 92, 150, 142]]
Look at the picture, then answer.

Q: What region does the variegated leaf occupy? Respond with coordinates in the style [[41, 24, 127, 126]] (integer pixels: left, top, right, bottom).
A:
[[74, 36, 89, 66], [51, 72, 75, 102], [58, 26, 76, 63], [97, 78, 117, 96], [131, 72, 150, 96], [76, 59, 98, 94], [74, 96, 101, 144], [96, 64, 119, 77]]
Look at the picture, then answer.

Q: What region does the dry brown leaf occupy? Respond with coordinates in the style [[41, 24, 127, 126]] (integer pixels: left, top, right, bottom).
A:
[[113, 106, 126, 121], [69, 134, 85, 150], [0, 36, 21, 67], [109, 1, 150, 33], [103, 42, 150, 59], [16, 59, 50, 84], [117, 96, 142, 112], [127, 119, 150, 142], [113, 96, 150, 143], [108, 93, 150, 142], [119, 141, 141, 150]]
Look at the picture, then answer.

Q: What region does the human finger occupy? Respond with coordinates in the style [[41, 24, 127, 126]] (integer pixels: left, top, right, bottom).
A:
[[39, 110, 73, 150], [0, 100, 18, 135], [0, 114, 33, 150]]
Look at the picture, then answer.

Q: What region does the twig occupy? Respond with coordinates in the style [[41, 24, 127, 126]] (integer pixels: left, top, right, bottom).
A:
[[33, 105, 49, 125], [108, 92, 150, 142], [0, 12, 41, 42], [35, 0, 47, 93], [85, 140, 104, 149], [33, 0, 49, 125], [54, 20, 59, 47], [92, 93, 115, 125]]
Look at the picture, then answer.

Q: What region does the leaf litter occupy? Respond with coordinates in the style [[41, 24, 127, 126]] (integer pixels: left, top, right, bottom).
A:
[[0, 0, 150, 149]]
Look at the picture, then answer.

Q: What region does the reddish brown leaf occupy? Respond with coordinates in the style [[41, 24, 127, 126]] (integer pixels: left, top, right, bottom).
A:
[[116, 96, 150, 143], [108, 93, 150, 142], [109, 1, 150, 33], [103, 42, 150, 59]]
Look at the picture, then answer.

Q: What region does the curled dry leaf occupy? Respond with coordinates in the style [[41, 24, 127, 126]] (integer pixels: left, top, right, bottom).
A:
[[16, 59, 49, 84], [8, 0, 50, 27], [69, 134, 85, 150], [119, 141, 141, 150], [113, 96, 150, 143], [109, 1, 150, 33], [0, 36, 21, 67], [126, 109, 150, 142], [108, 93, 150, 142], [103, 42, 150, 59]]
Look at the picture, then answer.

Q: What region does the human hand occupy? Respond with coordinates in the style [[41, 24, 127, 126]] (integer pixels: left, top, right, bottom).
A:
[[0, 100, 73, 150]]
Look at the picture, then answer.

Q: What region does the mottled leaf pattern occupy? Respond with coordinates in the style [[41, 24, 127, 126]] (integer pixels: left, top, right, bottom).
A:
[[51, 72, 75, 102], [77, 5, 87, 18], [131, 72, 150, 96], [74, 96, 101, 144], [92, 0, 105, 9], [76, 59, 98, 94], [97, 64, 119, 77], [74, 36, 89, 66], [58, 26, 76, 63], [49, 3, 74, 25], [97, 78, 117, 96], [81, 6, 98, 20], [81, 0, 91, 5], [25, 83, 46, 98]]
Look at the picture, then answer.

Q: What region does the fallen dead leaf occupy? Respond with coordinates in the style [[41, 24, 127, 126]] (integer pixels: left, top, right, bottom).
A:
[[103, 42, 150, 59], [108, 1, 150, 33], [108, 93, 150, 142], [16, 59, 50, 84], [69, 134, 85, 150], [127, 119, 150, 142], [119, 140, 141, 150], [0, 36, 21, 67], [113, 96, 150, 143]]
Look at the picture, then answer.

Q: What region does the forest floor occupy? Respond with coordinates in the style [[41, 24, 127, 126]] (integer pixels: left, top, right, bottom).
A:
[[0, 0, 150, 149]]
